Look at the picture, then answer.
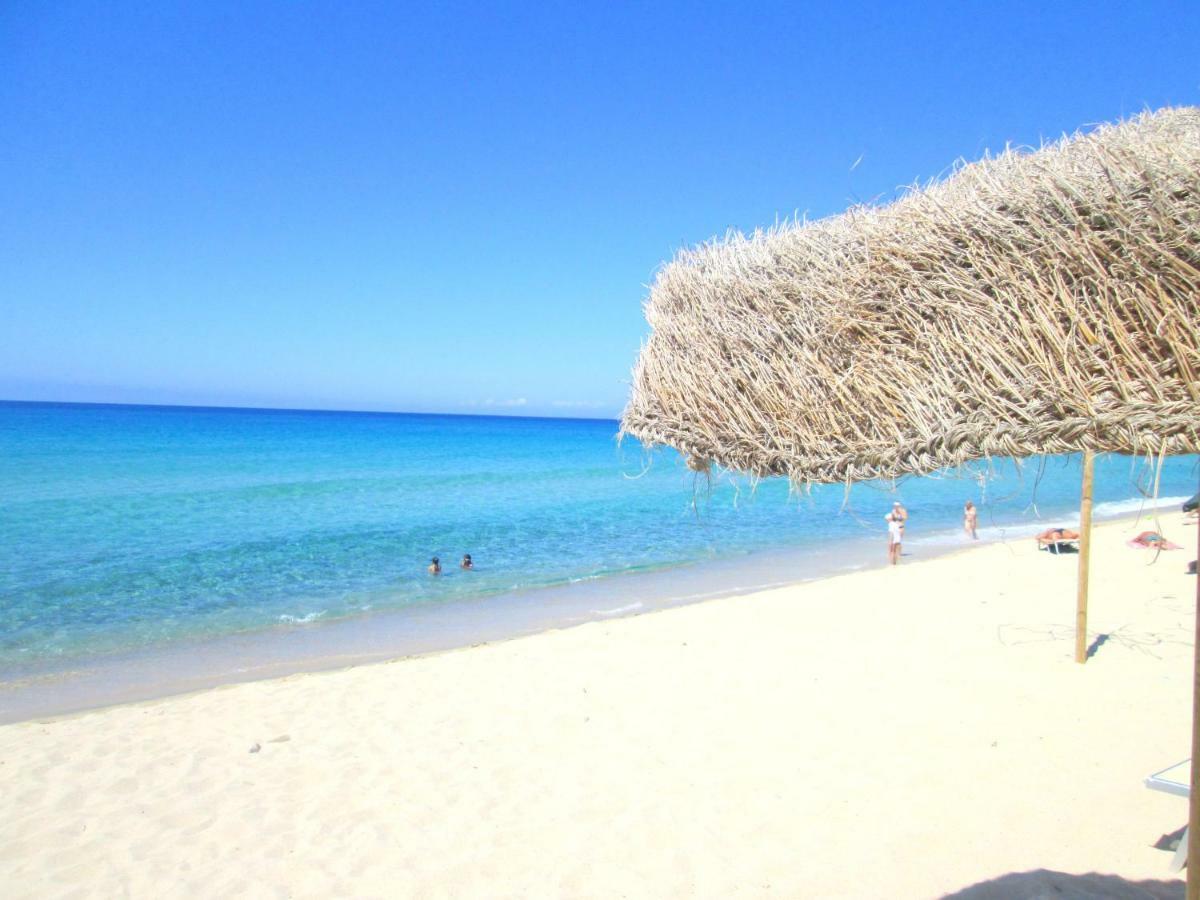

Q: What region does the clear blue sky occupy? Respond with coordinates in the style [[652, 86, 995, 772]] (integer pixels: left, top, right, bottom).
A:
[[2, 2, 1197, 418]]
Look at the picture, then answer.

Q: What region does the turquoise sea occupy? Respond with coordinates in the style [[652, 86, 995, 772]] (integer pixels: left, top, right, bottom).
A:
[[1, 400, 1196, 717]]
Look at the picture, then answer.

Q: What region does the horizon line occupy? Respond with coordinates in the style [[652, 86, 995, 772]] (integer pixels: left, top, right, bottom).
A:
[[0, 397, 622, 425]]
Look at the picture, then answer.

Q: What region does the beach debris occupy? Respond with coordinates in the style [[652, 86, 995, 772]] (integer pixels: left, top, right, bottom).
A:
[[268, 735, 291, 743], [248, 742, 261, 753]]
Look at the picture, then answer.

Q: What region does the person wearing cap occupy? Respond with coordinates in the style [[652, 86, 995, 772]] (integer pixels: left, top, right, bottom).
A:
[[428, 557, 442, 575], [885, 501, 908, 565]]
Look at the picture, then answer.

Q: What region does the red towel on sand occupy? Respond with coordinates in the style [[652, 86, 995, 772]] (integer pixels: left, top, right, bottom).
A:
[[1127, 532, 1182, 550]]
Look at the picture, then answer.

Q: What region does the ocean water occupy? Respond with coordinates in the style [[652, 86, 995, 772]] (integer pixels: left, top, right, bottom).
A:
[[1, 401, 1197, 690]]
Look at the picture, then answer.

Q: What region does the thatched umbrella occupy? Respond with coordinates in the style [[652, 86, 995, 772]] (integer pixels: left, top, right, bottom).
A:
[[622, 107, 1200, 889]]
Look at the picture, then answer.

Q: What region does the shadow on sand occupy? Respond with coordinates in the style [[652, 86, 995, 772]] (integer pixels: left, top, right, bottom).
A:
[[1041, 542, 1080, 555], [1154, 825, 1188, 855], [941, 869, 1182, 899], [1087, 632, 1112, 659]]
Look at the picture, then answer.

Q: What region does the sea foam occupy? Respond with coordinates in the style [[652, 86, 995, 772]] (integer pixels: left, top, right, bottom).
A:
[[278, 612, 326, 624]]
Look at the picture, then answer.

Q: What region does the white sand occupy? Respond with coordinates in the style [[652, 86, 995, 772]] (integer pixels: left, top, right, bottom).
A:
[[2, 517, 1197, 899]]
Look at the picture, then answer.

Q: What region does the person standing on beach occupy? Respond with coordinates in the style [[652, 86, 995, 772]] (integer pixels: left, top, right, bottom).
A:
[[428, 557, 441, 575], [886, 510, 903, 565], [892, 501, 907, 535], [963, 501, 978, 539]]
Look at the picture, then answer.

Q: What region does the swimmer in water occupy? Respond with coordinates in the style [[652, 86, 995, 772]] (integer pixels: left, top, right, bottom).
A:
[[428, 556, 441, 575]]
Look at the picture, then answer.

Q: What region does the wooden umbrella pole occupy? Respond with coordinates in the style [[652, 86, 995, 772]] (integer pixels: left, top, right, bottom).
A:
[[1074, 450, 1095, 665], [1189, 477, 1200, 900]]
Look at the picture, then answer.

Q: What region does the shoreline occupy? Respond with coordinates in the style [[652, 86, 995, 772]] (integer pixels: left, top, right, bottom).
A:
[[0, 527, 884, 725], [1, 514, 1196, 897], [1, 500, 1188, 725]]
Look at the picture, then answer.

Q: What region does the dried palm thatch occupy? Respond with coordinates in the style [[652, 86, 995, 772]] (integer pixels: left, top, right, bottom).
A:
[[621, 107, 1200, 483]]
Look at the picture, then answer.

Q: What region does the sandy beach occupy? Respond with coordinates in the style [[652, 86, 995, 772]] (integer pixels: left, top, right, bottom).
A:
[[2, 515, 1197, 899]]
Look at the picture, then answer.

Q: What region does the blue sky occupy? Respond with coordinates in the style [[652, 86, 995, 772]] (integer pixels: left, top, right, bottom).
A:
[[2, 2, 1197, 418]]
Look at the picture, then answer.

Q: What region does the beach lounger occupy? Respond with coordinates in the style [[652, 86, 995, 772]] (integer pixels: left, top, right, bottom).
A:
[[1145, 758, 1191, 871]]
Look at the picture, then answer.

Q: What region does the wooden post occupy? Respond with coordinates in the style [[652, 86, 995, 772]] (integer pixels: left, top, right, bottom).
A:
[[1188, 479, 1200, 900], [1074, 450, 1095, 665]]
